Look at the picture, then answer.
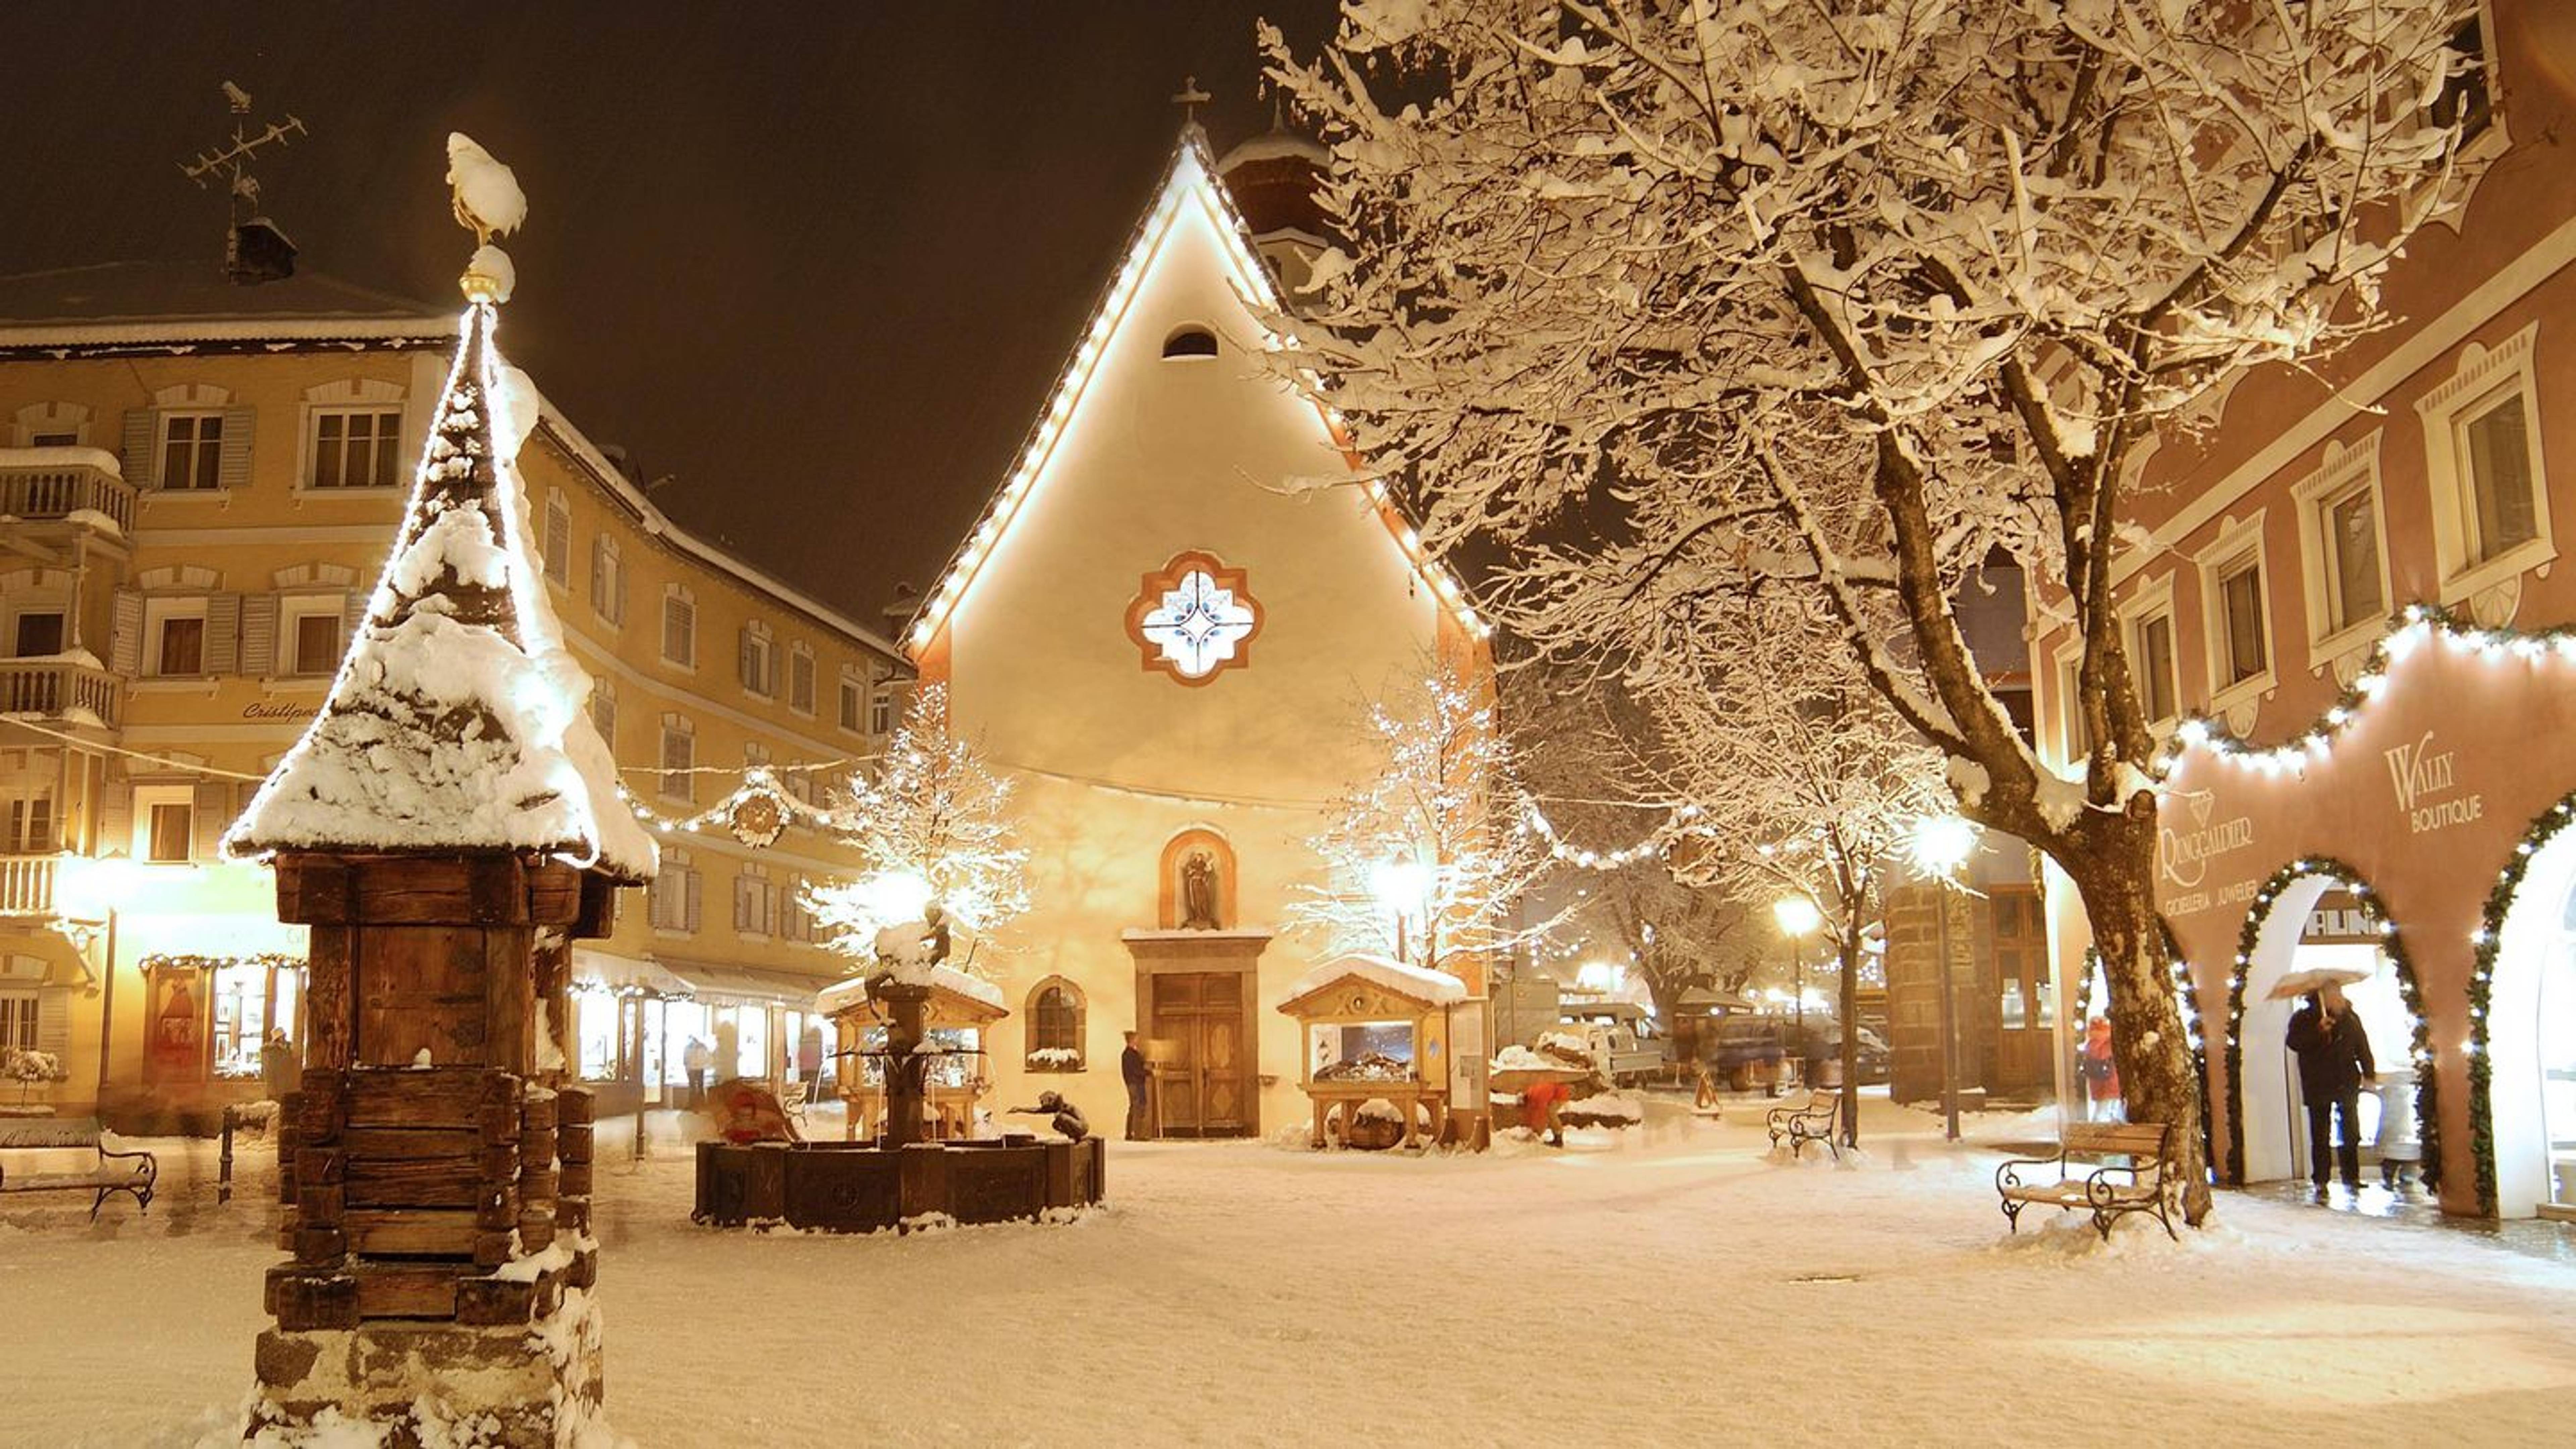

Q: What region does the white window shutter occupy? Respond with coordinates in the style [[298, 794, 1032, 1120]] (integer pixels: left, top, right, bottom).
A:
[[217, 407, 255, 490], [121, 410, 158, 487], [205, 593, 243, 675], [109, 589, 143, 676], [684, 869, 702, 932], [344, 590, 369, 640], [99, 778, 132, 854], [193, 780, 231, 860], [240, 594, 279, 675]]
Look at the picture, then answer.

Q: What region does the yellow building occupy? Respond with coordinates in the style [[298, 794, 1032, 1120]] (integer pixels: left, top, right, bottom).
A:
[[0, 253, 904, 1130]]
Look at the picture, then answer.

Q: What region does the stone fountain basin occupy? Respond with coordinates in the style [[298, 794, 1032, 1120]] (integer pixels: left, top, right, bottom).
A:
[[692, 1136, 1104, 1232]]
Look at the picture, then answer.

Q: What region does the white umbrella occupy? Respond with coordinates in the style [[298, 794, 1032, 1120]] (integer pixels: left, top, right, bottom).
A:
[[2265, 965, 2372, 1002]]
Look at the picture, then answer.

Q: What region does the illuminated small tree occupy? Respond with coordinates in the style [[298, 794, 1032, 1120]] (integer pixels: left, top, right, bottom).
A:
[[1292, 663, 1557, 983], [808, 684, 1029, 970]]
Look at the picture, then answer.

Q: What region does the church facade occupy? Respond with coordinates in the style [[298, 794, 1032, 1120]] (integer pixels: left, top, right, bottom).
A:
[[906, 129, 1491, 1140]]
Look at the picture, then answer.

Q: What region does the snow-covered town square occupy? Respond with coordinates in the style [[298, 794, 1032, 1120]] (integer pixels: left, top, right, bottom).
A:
[[5, 1, 2576, 1445]]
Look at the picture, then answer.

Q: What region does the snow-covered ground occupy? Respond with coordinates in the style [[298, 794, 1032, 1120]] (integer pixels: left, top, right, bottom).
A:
[[5, 1095, 2573, 1447]]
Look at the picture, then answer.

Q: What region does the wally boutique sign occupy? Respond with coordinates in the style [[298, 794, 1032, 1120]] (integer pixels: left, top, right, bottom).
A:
[[2383, 730, 2484, 835]]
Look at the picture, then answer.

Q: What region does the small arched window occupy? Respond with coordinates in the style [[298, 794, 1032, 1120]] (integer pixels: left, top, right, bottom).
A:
[[1161, 325, 1220, 361], [1025, 976, 1086, 1071]]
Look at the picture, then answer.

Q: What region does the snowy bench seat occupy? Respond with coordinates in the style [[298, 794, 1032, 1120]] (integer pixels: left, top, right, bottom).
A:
[[1994, 1121, 2176, 1242], [1766, 1090, 1841, 1161], [0, 1116, 157, 1220]]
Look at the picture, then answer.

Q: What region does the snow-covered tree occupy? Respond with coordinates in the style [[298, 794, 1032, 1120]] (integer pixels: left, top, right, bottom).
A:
[[1267, 0, 2479, 1219], [1508, 669, 1760, 1022], [1651, 603, 1947, 1145], [808, 684, 1028, 970], [1292, 662, 1557, 983]]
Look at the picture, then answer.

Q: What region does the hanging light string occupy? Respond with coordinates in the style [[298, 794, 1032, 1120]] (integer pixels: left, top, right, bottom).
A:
[[613, 766, 837, 837], [0, 715, 267, 780], [1520, 800, 1704, 871], [2164, 603, 2568, 777]]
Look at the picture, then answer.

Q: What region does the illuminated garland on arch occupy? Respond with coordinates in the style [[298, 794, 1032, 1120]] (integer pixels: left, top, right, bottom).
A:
[[2457, 788, 2576, 1218], [2162, 603, 2576, 777], [2221, 858, 2438, 1195]]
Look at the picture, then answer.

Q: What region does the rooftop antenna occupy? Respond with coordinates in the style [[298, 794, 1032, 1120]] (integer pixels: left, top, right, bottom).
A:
[[1171, 75, 1212, 128], [179, 81, 309, 221]]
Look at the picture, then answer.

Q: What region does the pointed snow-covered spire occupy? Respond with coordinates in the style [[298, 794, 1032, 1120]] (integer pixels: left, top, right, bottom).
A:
[[227, 133, 653, 881]]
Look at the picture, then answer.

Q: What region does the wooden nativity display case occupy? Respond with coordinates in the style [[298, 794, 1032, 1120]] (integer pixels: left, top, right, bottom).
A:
[[1278, 962, 1461, 1150]]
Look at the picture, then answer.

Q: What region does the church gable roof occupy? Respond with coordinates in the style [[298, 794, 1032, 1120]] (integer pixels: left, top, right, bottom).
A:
[[905, 128, 1487, 659]]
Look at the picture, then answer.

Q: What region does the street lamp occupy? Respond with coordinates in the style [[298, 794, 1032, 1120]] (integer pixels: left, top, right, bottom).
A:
[[1907, 814, 1981, 1143], [1772, 896, 1821, 1083], [1368, 857, 1433, 966], [56, 851, 139, 1110]]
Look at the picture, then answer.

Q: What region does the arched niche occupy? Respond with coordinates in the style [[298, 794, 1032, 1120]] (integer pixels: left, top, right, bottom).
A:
[[1158, 827, 1238, 930]]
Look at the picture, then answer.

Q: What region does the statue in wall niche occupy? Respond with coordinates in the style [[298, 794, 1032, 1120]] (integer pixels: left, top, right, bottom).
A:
[[1181, 850, 1221, 930]]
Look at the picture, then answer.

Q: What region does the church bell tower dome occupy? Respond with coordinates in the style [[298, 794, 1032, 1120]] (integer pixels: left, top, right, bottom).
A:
[[1216, 119, 1331, 297]]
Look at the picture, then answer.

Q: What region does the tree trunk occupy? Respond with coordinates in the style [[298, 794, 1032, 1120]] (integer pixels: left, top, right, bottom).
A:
[[1838, 921, 1862, 1149], [2061, 831, 2212, 1224]]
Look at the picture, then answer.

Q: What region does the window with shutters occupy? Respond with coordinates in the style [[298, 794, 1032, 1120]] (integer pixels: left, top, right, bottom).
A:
[[837, 673, 863, 734], [0, 989, 37, 1052], [777, 873, 811, 943], [649, 850, 700, 932], [659, 715, 695, 803], [307, 408, 403, 489], [158, 412, 226, 491], [590, 675, 616, 743], [1024, 978, 1085, 1070], [870, 679, 894, 736], [734, 870, 774, 937], [739, 623, 775, 697], [134, 785, 195, 863], [542, 491, 572, 587], [662, 587, 696, 668], [788, 646, 816, 714], [590, 535, 625, 624]]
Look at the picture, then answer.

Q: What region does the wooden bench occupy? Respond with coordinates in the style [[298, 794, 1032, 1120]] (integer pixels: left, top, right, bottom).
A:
[[1995, 1120, 2177, 1241], [1766, 1090, 1841, 1161], [0, 1117, 158, 1220]]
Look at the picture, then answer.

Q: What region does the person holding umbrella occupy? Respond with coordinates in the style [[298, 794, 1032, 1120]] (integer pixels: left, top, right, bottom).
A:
[[2285, 979, 2376, 1197]]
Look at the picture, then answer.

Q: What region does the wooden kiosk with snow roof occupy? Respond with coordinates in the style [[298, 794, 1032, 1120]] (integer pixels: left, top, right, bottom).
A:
[[1278, 956, 1465, 1150], [817, 966, 1008, 1140], [224, 137, 650, 1448], [901, 116, 1499, 1148]]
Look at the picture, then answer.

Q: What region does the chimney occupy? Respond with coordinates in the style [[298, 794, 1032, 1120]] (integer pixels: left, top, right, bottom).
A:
[[227, 217, 298, 284]]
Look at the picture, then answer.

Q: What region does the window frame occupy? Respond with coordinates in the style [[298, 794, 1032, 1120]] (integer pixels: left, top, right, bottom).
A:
[[787, 645, 816, 716], [590, 534, 625, 626], [837, 672, 864, 735], [145, 598, 210, 678], [738, 622, 776, 699], [2416, 322, 2553, 605], [277, 595, 346, 679], [541, 491, 573, 588], [2197, 512, 2277, 715], [661, 587, 697, 670], [132, 783, 197, 863], [303, 405, 405, 491], [2117, 572, 2182, 731], [658, 715, 696, 804], [1023, 976, 1087, 1071], [156, 411, 227, 493], [2289, 433, 2393, 657]]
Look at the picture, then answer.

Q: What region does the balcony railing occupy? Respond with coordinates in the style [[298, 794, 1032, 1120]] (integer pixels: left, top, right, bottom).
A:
[[0, 454, 135, 533], [0, 658, 120, 726], [0, 854, 54, 917]]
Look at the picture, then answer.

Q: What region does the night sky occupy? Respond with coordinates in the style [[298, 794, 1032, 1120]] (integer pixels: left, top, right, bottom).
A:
[[0, 1, 1342, 630]]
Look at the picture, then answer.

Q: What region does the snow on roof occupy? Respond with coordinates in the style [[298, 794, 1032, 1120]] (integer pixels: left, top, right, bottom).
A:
[[1283, 954, 1467, 1009], [1216, 129, 1328, 171], [0, 261, 454, 349], [227, 299, 653, 880], [815, 964, 1006, 1018]]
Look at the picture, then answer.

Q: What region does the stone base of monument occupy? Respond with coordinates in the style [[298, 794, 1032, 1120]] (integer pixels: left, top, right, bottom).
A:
[[247, 1287, 604, 1447], [693, 1135, 1105, 1232]]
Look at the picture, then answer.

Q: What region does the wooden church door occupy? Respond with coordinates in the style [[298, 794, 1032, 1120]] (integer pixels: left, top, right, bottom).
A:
[[1150, 971, 1252, 1137]]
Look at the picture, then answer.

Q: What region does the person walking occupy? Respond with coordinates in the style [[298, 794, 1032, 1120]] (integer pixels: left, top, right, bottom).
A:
[[2076, 1016, 2123, 1123], [2286, 982, 2376, 1196], [258, 1028, 301, 1103], [682, 1036, 712, 1109], [1121, 1031, 1151, 1140]]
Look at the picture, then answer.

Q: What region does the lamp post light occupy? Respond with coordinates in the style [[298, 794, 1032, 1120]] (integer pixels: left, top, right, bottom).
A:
[[1369, 857, 1433, 967], [1771, 895, 1821, 1085], [1907, 814, 1981, 1143]]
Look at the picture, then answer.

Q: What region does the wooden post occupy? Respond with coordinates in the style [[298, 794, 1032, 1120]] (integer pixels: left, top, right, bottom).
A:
[[249, 852, 616, 1448]]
